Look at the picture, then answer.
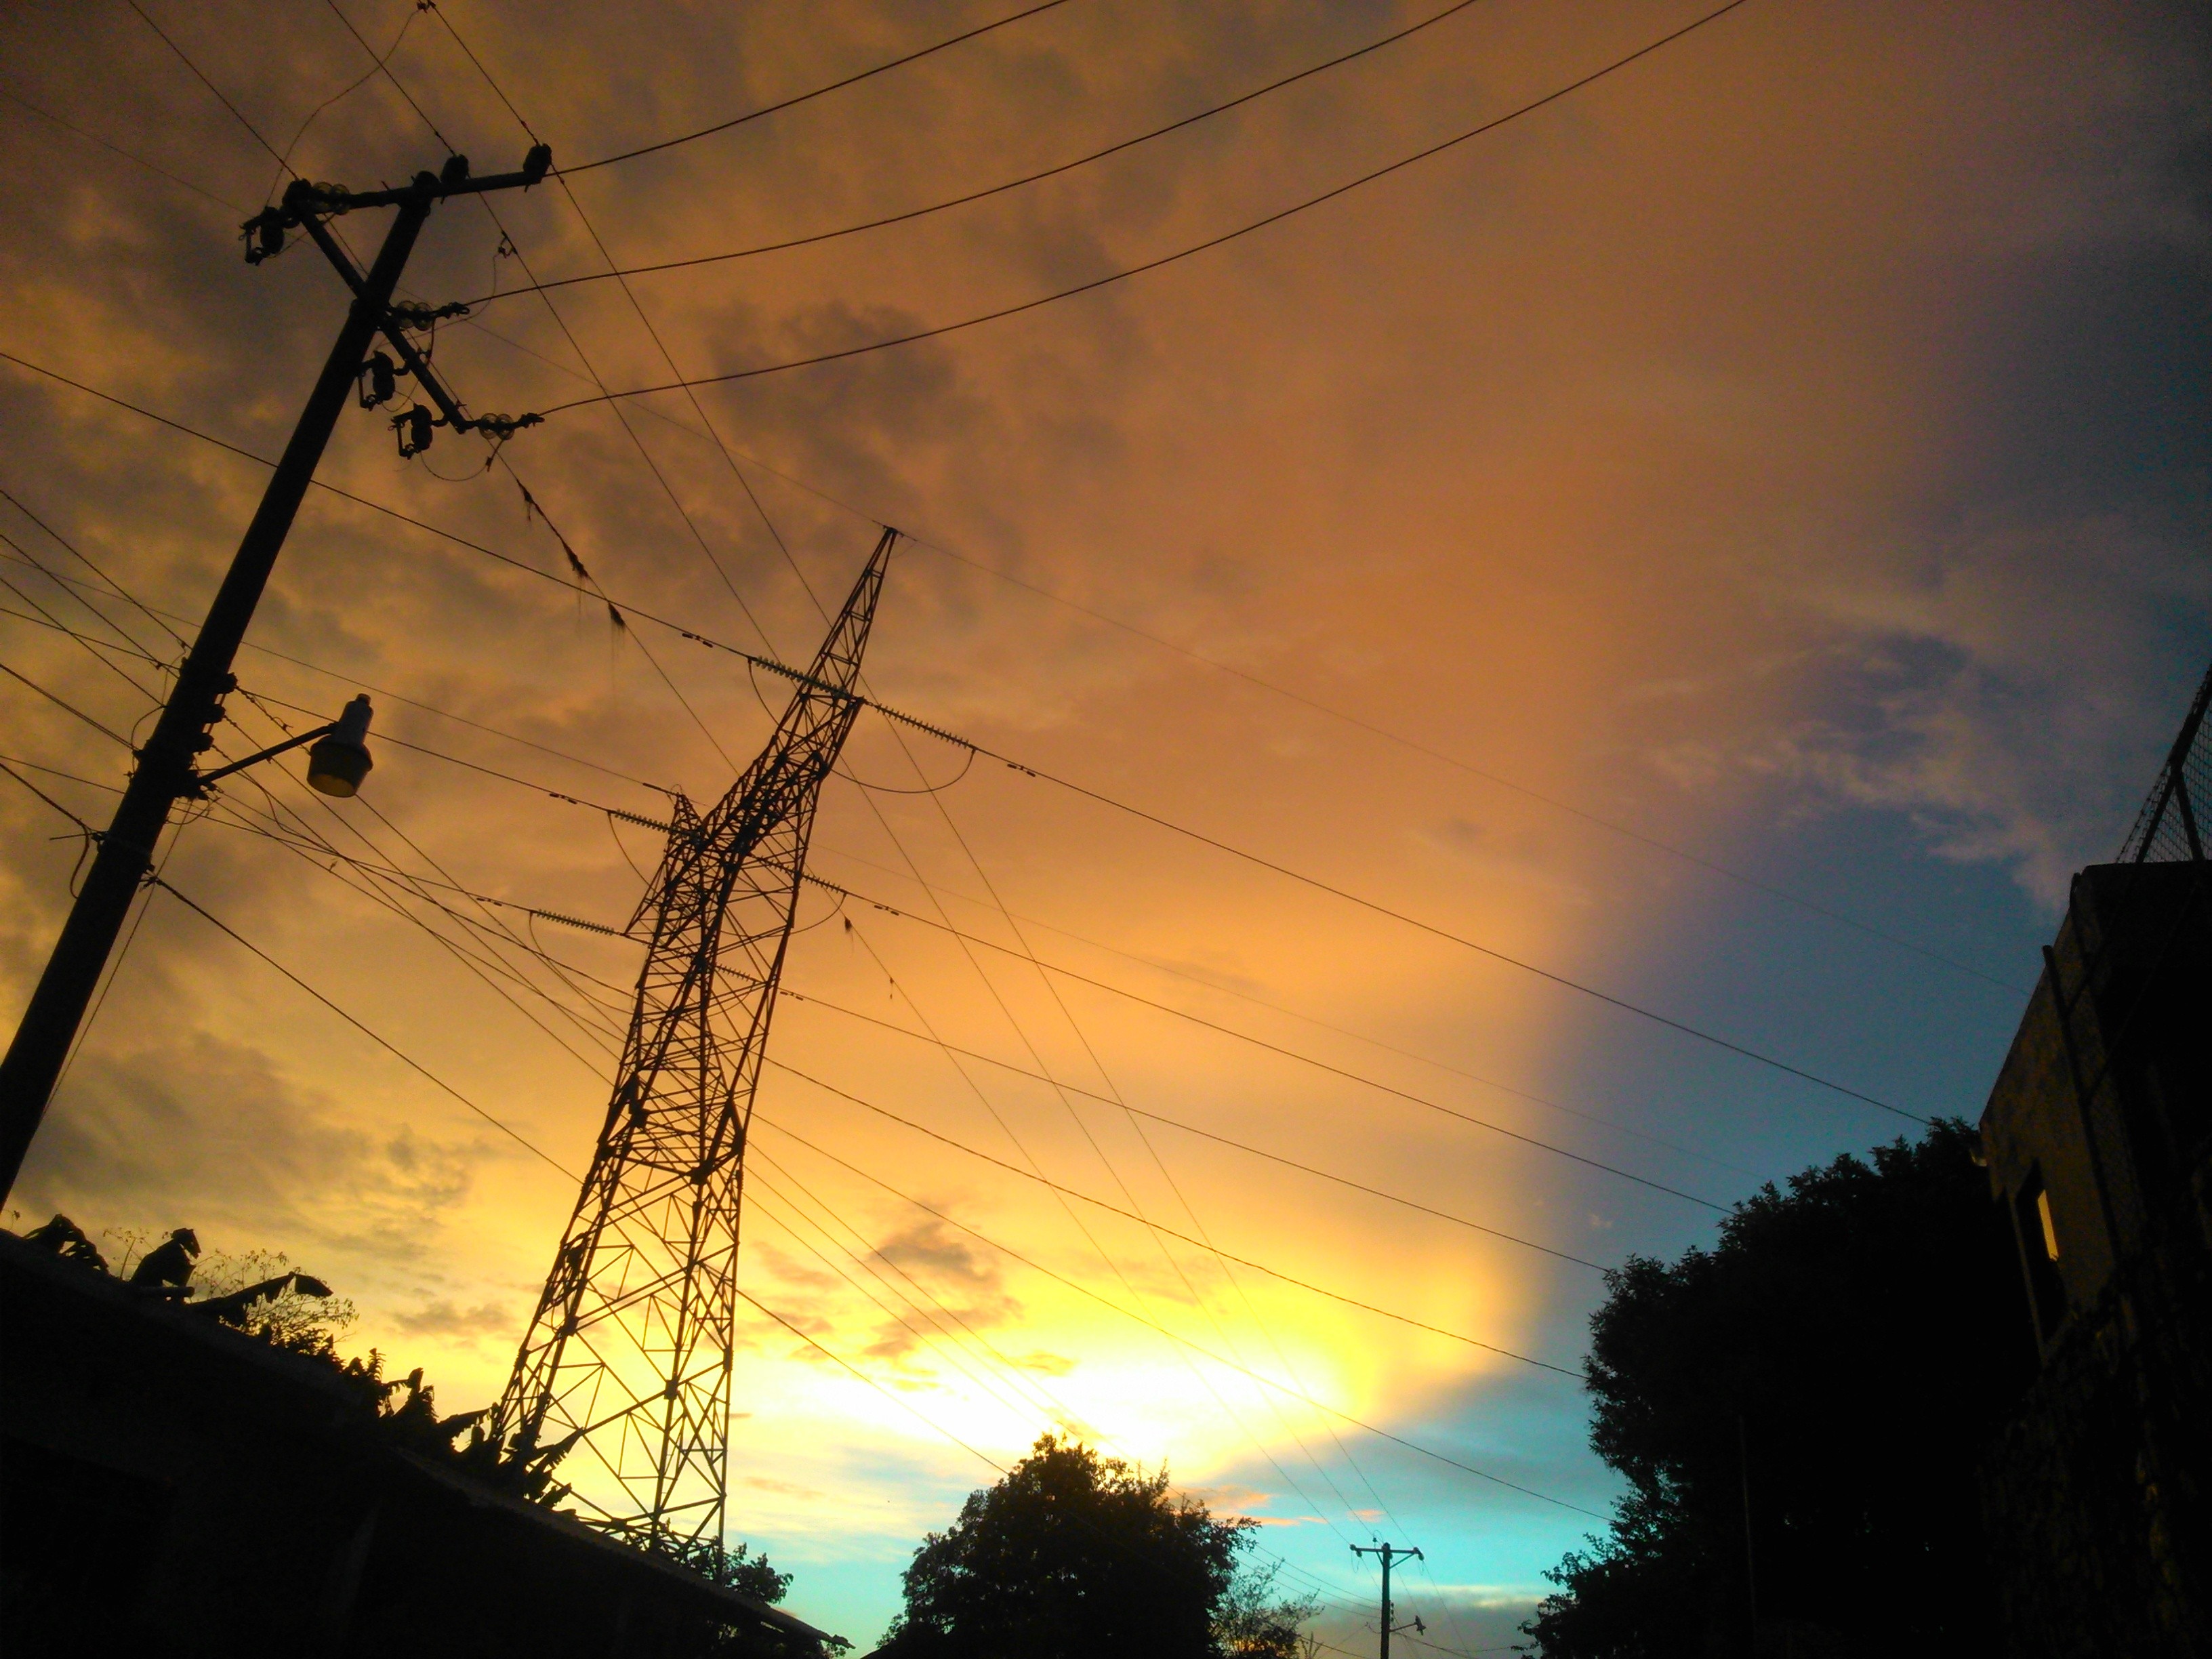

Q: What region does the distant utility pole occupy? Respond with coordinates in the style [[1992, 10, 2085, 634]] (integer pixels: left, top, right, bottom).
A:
[[1352, 1540, 1425, 1659], [0, 146, 552, 1203]]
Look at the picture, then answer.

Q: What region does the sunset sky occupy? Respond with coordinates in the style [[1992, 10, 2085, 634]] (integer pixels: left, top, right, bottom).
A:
[[1, 0, 2206, 1649]]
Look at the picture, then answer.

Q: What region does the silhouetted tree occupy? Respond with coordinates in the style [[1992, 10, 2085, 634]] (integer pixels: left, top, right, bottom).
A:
[[877, 1434, 1307, 1659], [1213, 1557, 1323, 1658], [1525, 1121, 2034, 1658]]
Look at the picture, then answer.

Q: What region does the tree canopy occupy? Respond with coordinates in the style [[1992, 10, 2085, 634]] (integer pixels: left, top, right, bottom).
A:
[[1526, 1121, 2034, 1658], [877, 1435, 1315, 1659]]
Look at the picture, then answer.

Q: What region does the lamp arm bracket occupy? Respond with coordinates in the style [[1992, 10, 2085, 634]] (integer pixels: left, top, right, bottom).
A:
[[190, 723, 335, 791]]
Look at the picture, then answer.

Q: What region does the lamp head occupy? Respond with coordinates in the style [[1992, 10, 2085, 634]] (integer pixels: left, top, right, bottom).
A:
[[307, 695, 375, 797]]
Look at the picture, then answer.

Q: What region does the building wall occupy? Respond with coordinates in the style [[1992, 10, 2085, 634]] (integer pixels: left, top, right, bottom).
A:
[[1976, 861, 2211, 1659]]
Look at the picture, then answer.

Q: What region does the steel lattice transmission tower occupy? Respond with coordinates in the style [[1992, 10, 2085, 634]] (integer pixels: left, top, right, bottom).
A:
[[493, 529, 894, 1551]]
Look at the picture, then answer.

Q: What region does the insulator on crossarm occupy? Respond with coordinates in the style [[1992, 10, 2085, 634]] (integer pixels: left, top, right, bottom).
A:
[[358, 352, 397, 409], [243, 214, 285, 264], [393, 407, 435, 458]]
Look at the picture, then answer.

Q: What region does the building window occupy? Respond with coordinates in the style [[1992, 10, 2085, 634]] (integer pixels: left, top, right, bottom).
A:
[[2015, 1166, 2066, 1338]]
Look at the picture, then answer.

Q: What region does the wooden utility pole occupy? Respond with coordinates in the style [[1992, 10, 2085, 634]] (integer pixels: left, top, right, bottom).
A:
[[0, 149, 551, 1201], [1352, 1540, 1425, 1658]]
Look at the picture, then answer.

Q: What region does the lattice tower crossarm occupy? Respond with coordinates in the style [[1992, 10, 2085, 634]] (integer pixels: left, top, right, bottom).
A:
[[493, 529, 894, 1552]]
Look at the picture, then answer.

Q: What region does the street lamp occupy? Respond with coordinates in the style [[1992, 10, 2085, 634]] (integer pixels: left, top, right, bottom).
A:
[[304, 695, 375, 796], [193, 694, 377, 798]]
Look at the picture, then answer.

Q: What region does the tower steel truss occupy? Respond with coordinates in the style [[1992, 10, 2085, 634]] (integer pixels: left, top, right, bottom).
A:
[[494, 530, 893, 1551]]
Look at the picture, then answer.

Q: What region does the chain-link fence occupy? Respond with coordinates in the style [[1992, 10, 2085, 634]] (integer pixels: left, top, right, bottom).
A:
[[2116, 657, 2212, 863]]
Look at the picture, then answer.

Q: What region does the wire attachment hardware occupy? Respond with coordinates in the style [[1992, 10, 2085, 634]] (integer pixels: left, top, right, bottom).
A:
[[357, 352, 398, 409], [387, 300, 472, 331], [393, 406, 436, 457], [473, 412, 544, 441]]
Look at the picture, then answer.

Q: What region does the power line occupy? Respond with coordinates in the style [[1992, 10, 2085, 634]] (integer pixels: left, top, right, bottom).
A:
[[808, 835, 1753, 1176], [532, 0, 1755, 413], [302, 3, 764, 768], [468, 0, 1491, 307], [834, 791, 1378, 1546], [0, 84, 247, 211], [155, 874, 578, 1176], [757, 1113, 1611, 1519], [804, 874, 1728, 1206], [121, 0, 291, 171], [0, 753, 121, 795], [6, 761, 1604, 1529], [237, 682, 672, 826], [839, 730, 1929, 1126], [0, 569, 170, 705], [0, 660, 138, 749], [119, 769, 1616, 1282], [560, 0, 1080, 176], [0, 764, 572, 1172], [781, 985, 1610, 1271], [408, 0, 835, 634], [765, 1055, 1586, 1378], [0, 508, 679, 800], [75, 766, 1617, 1278], [0, 347, 1925, 1124], [407, 332, 2022, 1001]]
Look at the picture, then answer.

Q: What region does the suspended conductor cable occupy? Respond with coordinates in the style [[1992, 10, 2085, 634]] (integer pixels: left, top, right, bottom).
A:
[[763, 1059, 1585, 1378], [0, 660, 138, 748], [757, 1115, 1609, 1518], [561, 0, 1078, 176], [152, 876, 577, 1176], [122, 0, 292, 173], [469, 0, 1489, 306], [779, 986, 1610, 1269], [534, 0, 1754, 411], [804, 876, 1727, 1206], [0, 348, 1920, 1122]]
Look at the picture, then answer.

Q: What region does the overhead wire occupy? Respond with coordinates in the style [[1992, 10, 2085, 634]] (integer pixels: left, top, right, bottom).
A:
[[8, 19, 1663, 1574], [201, 762, 629, 1071], [0, 659, 139, 750], [0, 541, 678, 800], [837, 845, 1355, 1536], [401, 327, 2020, 1000], [272, 1, 422, 201], [764, 1054, 1586, 1378], [804, 872, 1726, 1208], [0, 566, 171, 705], [0, 83, 249, 211], [0, 764, 571, 1174], [121, 0, 292, 173], [757, 1111, 1610, 1518], [557, 0, 1080, 177], [781, 983, 1607, 1271], [470, 0, 1492, 309], [853, 736, 1407, 1536], [1, 760, 1370, 1619], [411, 0, 838, 630], [741, 1170, 1069, 1432], [0, 345, 1928, 1128], [310, 0, 756, 771], [745, 1147, 1376, 1619], [836, 812, 1382, 1555], [531, 0, 1755, 413], [806, 833, 1753, 1176]]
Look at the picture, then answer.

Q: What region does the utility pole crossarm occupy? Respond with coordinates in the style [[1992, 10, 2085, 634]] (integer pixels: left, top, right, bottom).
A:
[[239, 146, 552, 256]]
